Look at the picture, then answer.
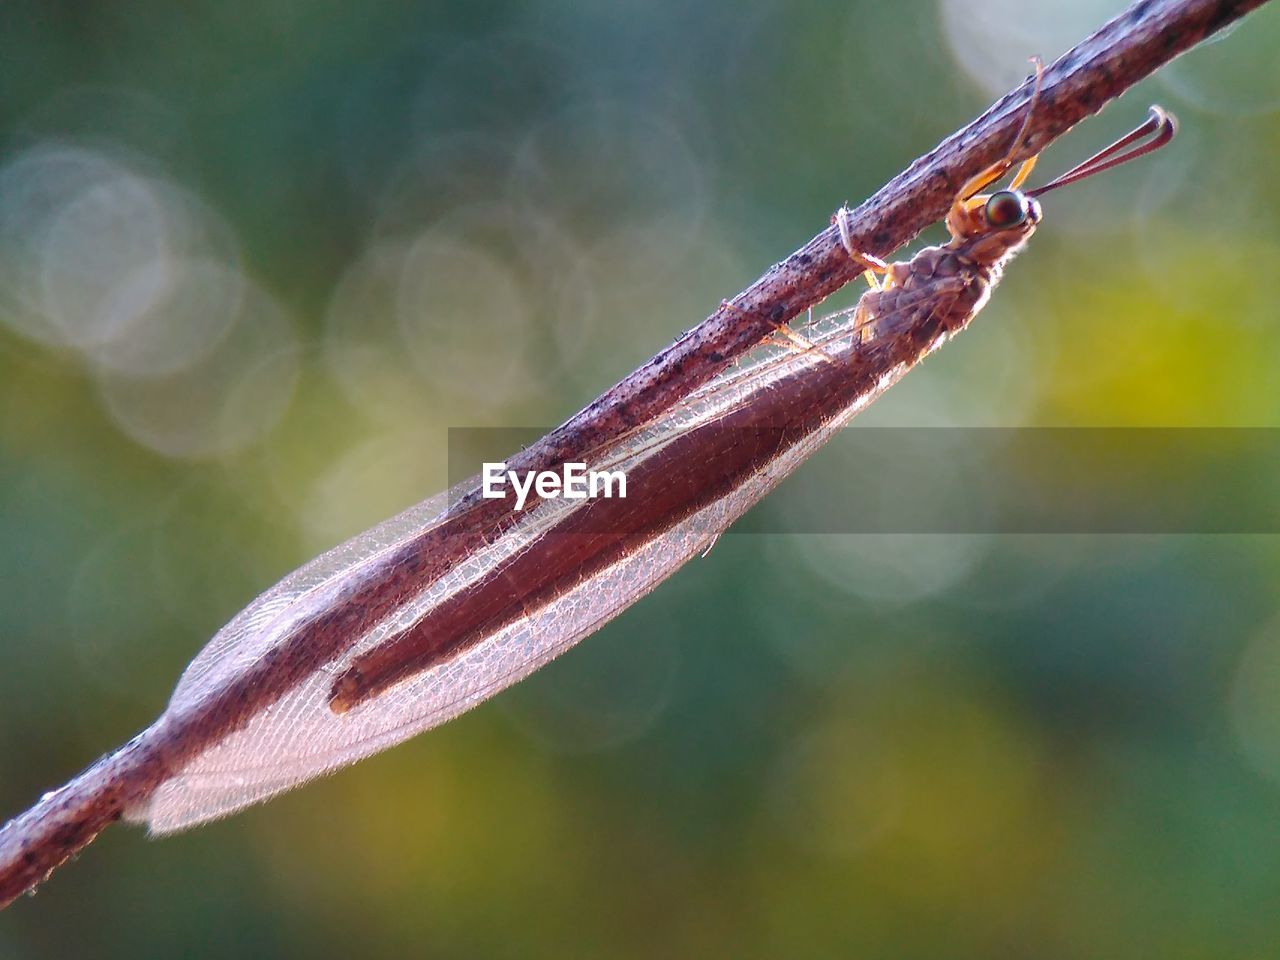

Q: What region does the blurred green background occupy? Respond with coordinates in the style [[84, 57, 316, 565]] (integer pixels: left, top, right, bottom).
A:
[[4, 0, 1280, 956]]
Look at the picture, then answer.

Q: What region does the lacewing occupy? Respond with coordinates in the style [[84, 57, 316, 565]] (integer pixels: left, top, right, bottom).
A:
[[0, 99, 1174, 907]]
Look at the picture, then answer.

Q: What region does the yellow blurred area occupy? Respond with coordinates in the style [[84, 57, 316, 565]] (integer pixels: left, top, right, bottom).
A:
[[1035, 228, 1280, 425]]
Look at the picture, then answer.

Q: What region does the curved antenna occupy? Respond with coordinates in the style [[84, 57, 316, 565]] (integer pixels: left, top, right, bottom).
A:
[[1028, 106, 1177, 198]]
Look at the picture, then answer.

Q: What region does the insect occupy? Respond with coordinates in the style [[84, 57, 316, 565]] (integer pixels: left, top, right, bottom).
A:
[[832, 98, 1176, 353], [0, 93, 1176, 908], [323, 95, 1182, 715]]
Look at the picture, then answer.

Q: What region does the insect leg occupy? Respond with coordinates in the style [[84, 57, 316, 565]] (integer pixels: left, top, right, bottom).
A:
[[1008, 154, 1038, 190], [956, 159, 1014, 202], [852, 296, 876, 345], [834, 205, 894, 291], [769, 324, 822, 354], [722, 299, 835, 364], [957, 58, 1045, 201], [955, 148, 1039, 204]]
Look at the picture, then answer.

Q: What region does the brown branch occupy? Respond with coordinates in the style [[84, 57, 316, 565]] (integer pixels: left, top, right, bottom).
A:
[[0, 0, 1272, 912], [510, 0, 1273, 479]]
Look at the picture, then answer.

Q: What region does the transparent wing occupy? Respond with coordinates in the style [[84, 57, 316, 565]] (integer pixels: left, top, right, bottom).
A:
[[134, 295, 935, 833], [167, 486, 459, 711]]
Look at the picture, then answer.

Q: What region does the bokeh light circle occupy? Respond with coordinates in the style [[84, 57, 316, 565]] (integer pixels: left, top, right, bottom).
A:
[[96, 276, 300, 459]]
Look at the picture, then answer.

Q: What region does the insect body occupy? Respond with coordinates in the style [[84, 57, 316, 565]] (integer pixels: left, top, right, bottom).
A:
[[835, 100, 1175, 348], [326, 102, 1180, 715]]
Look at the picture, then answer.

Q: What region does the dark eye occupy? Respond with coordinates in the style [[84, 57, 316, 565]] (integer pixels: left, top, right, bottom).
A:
[[985, 190, 1027, 228]]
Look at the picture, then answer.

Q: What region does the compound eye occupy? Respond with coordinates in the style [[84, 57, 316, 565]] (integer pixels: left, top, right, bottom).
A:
[[984, 190, 1027, 228]]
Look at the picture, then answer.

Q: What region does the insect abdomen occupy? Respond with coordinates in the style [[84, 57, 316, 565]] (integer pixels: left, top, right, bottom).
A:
[[862, 245, 988, 342]]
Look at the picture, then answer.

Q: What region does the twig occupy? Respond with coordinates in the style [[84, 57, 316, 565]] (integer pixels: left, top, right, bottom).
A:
[[0, 0, 1271, 911], [508, 0, 1272, 478]]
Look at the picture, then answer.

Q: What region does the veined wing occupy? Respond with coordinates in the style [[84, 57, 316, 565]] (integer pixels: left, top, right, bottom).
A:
[[134, 285, 959, 834]]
